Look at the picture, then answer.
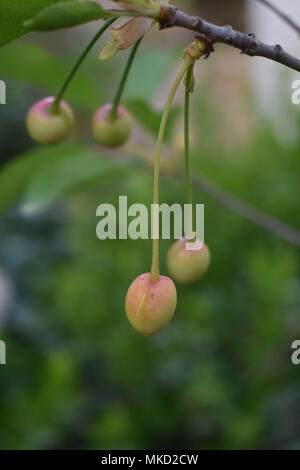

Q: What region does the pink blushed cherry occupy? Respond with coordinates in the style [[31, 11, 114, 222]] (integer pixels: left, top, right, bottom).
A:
[[26, 97, 74, 145], [92, 103, 132, 148], [125, 273, 177, 336]]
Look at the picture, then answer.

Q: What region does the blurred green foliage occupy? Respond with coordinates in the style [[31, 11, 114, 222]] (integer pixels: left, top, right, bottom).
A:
[[0, 0, 73, 47], [0, 22, 300, 451]]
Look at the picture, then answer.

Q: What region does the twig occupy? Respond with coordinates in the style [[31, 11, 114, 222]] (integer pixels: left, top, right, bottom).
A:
[[188, 172, 300, 248], [256, 0, 300, 36], [159, 5, 300, 72], [127, 143, 300, 248]]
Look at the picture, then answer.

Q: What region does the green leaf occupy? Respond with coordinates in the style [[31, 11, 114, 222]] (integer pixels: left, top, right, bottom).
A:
[[126, 98, 180, 141], [0, 144, 74, 215], [0, 42, 102, 111], [23, 146, 125, 210], [24, 1, 108, 31], [0, 142, 127, 215], [0, 0, 74, 47]]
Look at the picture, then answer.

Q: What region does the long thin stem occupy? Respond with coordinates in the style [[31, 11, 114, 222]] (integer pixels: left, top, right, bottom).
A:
[[106, 7, 160, 19], [150, 59, 191, 281], [110, 37, 143, 119], [119, 0, 157, 10], [184, 64, 196, 240], [51, 17, 117, 114], [184, 66, 193, 201]]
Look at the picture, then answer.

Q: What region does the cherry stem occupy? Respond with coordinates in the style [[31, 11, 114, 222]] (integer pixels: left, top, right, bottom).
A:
[[110, 37, 143, 120], [184, 64, 195, 240], [51, 17, 117, 114], [106, 3, 160, 19], [150, 58, 193, 281], [107, 9, 158, 19], [116, 0, 155, 10]]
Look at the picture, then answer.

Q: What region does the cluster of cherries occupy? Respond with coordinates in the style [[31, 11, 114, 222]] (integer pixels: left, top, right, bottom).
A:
[[126, 241, 210, 337], [26, 97, 132, 148], [26, 78, 210, 338]]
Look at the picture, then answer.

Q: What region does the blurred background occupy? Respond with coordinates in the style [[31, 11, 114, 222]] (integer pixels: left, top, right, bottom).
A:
[[0, 0, 300, 450]]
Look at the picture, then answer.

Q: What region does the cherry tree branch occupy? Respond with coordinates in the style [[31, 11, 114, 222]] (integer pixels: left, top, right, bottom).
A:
[[158, 5, 300, 72], [189, 173, 300, 248], [128, 145, 300, 248], [256, 0, 300, 36]]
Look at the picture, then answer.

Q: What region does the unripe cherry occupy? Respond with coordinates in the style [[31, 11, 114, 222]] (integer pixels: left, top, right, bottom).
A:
[[167, 238, 210, 285], [92, 103, 132, 148], [125, 273, 177, 336], [26, 97, 74, 145]]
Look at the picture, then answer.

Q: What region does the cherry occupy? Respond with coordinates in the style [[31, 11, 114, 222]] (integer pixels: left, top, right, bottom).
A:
[[92, 104, 132, 148], [26, 97, 74, 145], [167, 238, 210, 284], [125, 273, 177, 336]]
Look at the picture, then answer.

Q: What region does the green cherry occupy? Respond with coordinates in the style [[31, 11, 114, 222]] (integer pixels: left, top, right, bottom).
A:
[[26, 97, 74, 145], [92, 104, 132, 148], [167, 238, 210, 284]]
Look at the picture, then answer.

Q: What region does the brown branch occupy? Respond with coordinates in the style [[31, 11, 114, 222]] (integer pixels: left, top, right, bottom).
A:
[[159, 5, 300, 72], [127, 146, 300, 248], [188, 173, 300, 248], [256, 0, 300, 36]]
